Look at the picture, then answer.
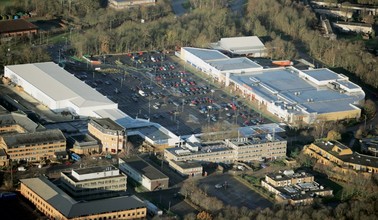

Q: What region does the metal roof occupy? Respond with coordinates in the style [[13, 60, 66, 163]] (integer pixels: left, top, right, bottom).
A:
[[183, 47, 229, 61], [20, 177, 145, 218], [208, 57, 262, 71], [6, 62, 115, 108], [211, 36, 266, 55], [229, 67, 364, 115]]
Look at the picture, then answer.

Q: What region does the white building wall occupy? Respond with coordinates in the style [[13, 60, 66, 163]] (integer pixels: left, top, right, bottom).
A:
[[4, 67, 58, 109], [72, 169, 119, 181]]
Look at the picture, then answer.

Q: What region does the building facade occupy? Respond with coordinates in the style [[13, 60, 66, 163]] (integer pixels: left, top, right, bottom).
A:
[[20, 177, 146, 220], [88, 118, 126, 154], [0, 129, 66, 162], [60, 165, 127, 200], [119, 156, 169, 191]]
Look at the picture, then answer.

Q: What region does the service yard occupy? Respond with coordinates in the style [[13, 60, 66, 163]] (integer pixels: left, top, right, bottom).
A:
[[198, 174, 272, 210], [61, 50, 272, 136]]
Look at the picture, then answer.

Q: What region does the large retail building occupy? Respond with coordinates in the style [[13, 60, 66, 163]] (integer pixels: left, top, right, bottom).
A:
[[4, 62, 118, 117], [179, 47, 365, 124]]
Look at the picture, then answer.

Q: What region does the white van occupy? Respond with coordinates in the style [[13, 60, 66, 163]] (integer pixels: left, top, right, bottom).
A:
[[138, 90, 146, 96]]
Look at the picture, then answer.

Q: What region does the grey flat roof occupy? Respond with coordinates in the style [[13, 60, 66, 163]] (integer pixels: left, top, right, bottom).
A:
[[183, 47, 229, 61], [337, 80, 359, 89], [69, 134, 96, 143], [74, 165, 118, 175], [122, 156, 168, 180], [20, 177, 145, 218], [6, 62, 115, 108], [2, 129, 65, 147], [174, 161, 202, 169], [90, 118, 124, 131], [302, 68, 343, 81], [208, 57, 262, 71], [229, 68, 363, 114], [128, 125, 170, 141]]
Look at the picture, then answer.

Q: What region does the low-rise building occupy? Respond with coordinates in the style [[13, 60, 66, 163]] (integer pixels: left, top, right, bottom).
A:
[[167, 160, 203, 176], [261, 170, 333, 205], [0, 19, 38, 38], [0, 129, 66, 162], [67, 134, 100, 155], [88, 118, 126, 154], [303, 140, 378, 174], [20, 176, 146, 220], [119, 156, 169, 191], [60, 165, 127, 200]]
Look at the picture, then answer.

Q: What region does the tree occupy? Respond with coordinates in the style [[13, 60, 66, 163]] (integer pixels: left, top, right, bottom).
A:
[[327, 130, 341, 141], [364, 99, 376, 119], [197, 211, 212, 220]]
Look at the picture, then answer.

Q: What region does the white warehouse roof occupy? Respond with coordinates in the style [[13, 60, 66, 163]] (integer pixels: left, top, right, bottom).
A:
[[211, 36, 266, 55], [4, 62, 117, 116]]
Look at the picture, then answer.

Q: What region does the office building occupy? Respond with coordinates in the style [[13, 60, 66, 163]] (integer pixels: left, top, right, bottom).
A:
[[164, 134, 287, 165], [60, 165, 127, 200], [20, 176, 146, 220], [0, 129, 66, 162], [88, 118, 126, 154]]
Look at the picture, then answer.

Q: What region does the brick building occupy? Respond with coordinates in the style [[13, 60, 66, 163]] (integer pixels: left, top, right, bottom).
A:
[[0, 19, 38, 37], [88, 118, 126, 154]]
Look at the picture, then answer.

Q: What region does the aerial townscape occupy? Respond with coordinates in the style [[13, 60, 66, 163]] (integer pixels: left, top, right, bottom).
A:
[[1, 0, 378, 219]]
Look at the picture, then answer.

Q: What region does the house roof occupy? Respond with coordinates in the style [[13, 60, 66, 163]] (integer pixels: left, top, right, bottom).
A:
[[0, 19, 38, 34], [20, 177, 145, 218]]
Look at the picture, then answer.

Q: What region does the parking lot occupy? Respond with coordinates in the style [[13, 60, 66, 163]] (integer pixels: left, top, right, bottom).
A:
[[64, 51, 271, 136], [198, 174, 272, 210]]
